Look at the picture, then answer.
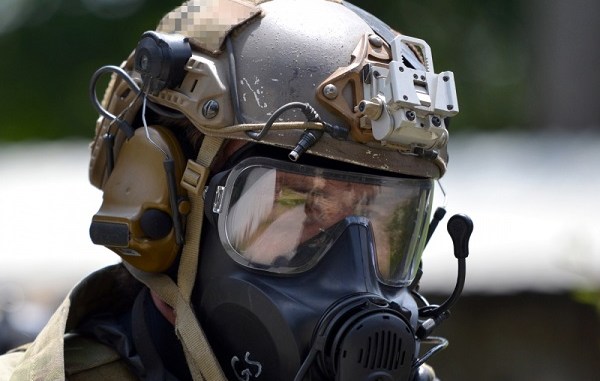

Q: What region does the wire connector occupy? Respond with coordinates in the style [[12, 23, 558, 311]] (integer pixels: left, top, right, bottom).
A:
[[288, 129, 324, 161]]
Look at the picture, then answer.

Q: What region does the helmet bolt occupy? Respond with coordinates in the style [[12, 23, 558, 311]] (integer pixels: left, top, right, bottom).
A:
[[406, 110, 416, 121], [368, 34, 383, 48], [432, 116, 442, 127], [202, 100, 219, 119], [323, 84, 338, 100]]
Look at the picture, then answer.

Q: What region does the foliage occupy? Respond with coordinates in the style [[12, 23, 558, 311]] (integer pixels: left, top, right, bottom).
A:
[[0, 0, 180, 141], [573, 289, 600, 315]]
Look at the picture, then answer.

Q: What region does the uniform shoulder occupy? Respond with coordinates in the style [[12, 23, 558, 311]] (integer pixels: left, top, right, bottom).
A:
[[64, 333, 139, 381]]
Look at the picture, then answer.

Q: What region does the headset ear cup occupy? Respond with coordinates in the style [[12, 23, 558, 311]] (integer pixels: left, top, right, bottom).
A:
[[90, 125, 188, 272], [140, 208, 174, 240]]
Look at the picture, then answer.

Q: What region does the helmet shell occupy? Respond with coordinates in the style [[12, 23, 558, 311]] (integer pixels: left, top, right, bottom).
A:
[[90, 0, 450, 189]]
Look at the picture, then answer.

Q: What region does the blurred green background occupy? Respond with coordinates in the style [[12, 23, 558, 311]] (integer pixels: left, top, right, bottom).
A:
[[2, 0, 599, 141], [0, 0, 181, 141], [1, 0, 598, 141], [0, 0, 537, 141]]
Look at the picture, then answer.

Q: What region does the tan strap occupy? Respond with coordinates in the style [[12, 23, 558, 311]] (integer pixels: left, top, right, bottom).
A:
[[125, 266, 225, 381], [127, 135, 227, 381], [178, 135, 224, 300]]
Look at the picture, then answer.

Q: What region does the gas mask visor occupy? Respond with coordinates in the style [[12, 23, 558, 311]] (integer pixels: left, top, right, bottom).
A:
[[207, 157, 433, 286]]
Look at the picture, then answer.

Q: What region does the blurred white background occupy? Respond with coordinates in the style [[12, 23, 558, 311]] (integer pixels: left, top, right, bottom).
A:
[[2, 133, 598, 302]]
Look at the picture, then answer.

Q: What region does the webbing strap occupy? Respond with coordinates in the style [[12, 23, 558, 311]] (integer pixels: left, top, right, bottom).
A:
[[178, 135, 224, 300], [127, 135, 226, 381], [125, 265, 225, 381]]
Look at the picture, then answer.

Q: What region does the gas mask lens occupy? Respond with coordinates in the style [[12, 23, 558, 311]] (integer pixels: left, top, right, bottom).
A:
[[212, 157, 433, 286]]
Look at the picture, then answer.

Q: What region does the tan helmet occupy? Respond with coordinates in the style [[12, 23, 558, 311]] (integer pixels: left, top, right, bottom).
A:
[[87, 0, 459, 272]]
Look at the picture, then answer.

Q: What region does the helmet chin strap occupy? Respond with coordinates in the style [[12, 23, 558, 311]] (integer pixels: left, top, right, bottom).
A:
[[126, 135, 227, 381]]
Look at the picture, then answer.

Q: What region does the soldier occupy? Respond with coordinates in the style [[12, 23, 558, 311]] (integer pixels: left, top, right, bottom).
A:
[[0, 0, 470, 380]]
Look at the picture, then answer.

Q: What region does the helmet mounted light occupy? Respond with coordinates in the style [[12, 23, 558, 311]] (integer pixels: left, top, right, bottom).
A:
[[357, 35, 458, 153]]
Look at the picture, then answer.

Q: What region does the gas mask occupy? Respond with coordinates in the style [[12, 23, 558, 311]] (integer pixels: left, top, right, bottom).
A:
[[196, 151, 435, 380], [87, 1, 473, 380]]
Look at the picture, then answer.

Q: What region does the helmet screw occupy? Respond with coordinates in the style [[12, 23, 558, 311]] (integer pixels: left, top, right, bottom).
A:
[[432, 116, 442, 127], [202, 100, 219, 119], [406, 110, 416, 121], [368, 34, 383, 48], [323, 84, 338, 100]]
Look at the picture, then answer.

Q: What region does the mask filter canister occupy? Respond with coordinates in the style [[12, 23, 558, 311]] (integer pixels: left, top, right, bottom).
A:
[[295, 294, 415, 381]]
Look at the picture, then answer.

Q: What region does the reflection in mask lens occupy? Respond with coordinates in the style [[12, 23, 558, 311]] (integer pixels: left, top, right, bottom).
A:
[[215, 157, 433, 286]]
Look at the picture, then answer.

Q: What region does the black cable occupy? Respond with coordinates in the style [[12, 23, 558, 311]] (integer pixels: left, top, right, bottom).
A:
[[418, 258, 465, 319], [249, 102, 319, 141], [434, 258, 465, 314], [223, 38, 350, 143], [410, 288, 430, 307], [90, 66, 134, 120], [426, 207, 447, 245], [89, 65, 185, 126], [413, 336, 449, 368], [226, 37, 247, 126]]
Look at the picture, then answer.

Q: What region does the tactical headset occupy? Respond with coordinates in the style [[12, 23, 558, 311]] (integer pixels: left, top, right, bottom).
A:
[[89, 32, 194, 272]]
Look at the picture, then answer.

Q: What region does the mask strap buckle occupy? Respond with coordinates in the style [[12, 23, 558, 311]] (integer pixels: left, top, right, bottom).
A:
[[178, 135, 224, 298], [181, 159, 210, 196]]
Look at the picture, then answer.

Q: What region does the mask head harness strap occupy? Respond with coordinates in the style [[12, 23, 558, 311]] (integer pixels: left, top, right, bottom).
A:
[[126, 133, 228, 381], [132, 31, 229, 381]]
